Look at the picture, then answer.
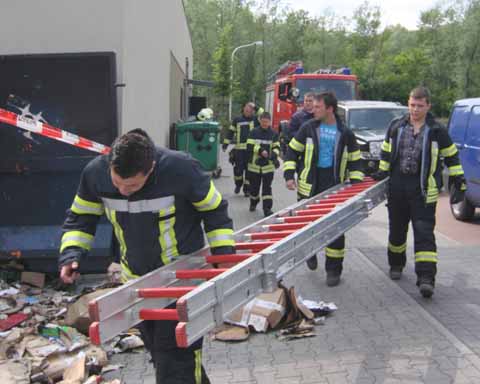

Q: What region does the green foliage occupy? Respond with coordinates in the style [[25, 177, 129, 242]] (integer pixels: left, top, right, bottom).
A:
[[185, 0, 480, 118]]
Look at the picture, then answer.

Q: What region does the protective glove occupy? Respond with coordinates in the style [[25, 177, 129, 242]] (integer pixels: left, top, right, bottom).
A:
[[273, 158, 280, 169], [450, 176, 467, 204], [222, 144, 228, 152], [228, 149, 235, 165], [371, 170, 388, 181]]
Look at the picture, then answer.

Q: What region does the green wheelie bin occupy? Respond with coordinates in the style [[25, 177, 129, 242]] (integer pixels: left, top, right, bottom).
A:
[[175, 121, 222, 178]]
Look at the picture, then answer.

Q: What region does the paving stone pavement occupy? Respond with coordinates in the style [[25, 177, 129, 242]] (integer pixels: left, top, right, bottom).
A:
[[108, 151, 480, 383]]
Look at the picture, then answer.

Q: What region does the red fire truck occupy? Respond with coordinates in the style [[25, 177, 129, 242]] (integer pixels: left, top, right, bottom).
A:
[[265, 61, 358, 134]]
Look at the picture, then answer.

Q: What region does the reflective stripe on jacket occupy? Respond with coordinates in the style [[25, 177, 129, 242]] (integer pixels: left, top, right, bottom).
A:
[[246, 127, 280, 174], [283, 115, 364, 198], [379, 113, 464, 204], [223, 115, 256, 149]]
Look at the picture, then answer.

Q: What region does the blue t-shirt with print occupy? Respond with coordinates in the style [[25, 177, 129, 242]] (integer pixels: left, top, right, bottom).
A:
[[316, 123, 337, 168]]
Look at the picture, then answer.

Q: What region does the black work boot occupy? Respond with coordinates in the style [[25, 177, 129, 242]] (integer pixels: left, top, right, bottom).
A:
[[306, 255, 318, 271], [417, 276, 434, 298], [234, 185, 241, 194], [326, 271, 341, 287], [249, 201, 257, 212], [389, 266, 403, 280], [264, 209, 273, 217]]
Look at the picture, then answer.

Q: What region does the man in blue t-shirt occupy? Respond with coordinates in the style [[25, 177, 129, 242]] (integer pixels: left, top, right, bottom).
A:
[[284, 92, 364, 286]]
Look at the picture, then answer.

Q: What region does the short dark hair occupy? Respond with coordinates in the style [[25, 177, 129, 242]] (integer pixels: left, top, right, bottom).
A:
[[109, 128, 155, 178], [304, 92, 315, 99], [410, 86, 431, 104], [314, 91, 338, 113], [259, 111, 271, 120]]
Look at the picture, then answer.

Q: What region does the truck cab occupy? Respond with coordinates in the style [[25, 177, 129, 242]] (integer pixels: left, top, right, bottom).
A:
[[446, 98, 480, 221]]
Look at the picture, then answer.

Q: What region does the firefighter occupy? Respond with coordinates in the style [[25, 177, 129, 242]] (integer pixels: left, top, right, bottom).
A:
[[246, 111, 280, 217], [222, 102, 259, 196], [284, 92, 364, 286], [287, 91, 315, 143], [59, 129, 234, 384], [372, 86, 466, 298]]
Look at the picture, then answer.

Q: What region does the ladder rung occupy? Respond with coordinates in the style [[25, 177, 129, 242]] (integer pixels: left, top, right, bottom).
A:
[[332, 191, 359, 197], [235, 241, 275, 251], [296, 208, 333, 216], [205, 254, 253, 264], [176, 269, 228, 280], [264, 222, 310, 231], [137, 287, 195, 298], [307, 202, 337, 209], [247, 230, 294, 240], [283, 214, 323, 223], [139, 308, 179, 321], [323, 196, 351, 203]]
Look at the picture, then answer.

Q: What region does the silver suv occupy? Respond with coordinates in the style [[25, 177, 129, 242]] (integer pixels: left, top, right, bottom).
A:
[[337, 100, 408, 174]]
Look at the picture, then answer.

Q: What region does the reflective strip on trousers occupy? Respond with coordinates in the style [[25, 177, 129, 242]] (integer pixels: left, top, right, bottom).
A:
[[415, 251, 438, 263], [388, 242, 407, 254], [326, 247, 345, 258]]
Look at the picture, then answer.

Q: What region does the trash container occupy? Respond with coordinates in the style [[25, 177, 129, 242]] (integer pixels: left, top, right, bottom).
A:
[[175, 121, 222, 178]]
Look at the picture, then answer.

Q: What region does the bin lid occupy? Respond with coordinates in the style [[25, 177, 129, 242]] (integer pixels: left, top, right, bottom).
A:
[[176, 121, 220, 132]]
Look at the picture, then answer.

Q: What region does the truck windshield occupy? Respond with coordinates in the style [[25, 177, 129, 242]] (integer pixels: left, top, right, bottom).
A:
[[296, 78, 356, 101], [349, 108, 408, 131]]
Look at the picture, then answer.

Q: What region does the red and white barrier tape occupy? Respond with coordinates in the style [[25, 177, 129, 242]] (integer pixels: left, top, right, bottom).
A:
[[0, 107, 111, 154]]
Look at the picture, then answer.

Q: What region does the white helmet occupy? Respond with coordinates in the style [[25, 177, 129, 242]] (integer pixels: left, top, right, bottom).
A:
[[197, 108, 214, 121]]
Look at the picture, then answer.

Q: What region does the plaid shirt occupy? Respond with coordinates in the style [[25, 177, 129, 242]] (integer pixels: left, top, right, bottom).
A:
[[398, 123, 425, 175]]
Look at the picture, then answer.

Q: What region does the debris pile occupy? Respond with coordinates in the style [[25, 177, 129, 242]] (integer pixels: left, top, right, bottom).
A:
[[214, 285, 337, 342], [0, 263, 142, 383]]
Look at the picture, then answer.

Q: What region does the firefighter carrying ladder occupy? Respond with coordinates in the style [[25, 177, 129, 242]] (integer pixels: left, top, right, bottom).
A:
[[0, 105, 388, 349]]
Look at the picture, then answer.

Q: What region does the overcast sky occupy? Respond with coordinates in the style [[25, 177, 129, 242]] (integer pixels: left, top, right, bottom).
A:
[[285, 0, 441, 30]]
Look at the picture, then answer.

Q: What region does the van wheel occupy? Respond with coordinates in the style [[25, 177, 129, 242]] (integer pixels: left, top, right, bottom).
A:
[[449, 184, 475, 221]]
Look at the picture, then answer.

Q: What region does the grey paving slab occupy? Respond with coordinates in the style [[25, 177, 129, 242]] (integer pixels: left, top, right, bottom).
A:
[[108, 151, 480, 383]]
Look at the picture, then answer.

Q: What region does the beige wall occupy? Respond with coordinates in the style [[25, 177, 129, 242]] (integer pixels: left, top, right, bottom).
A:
[[0, 0, 192, 147]]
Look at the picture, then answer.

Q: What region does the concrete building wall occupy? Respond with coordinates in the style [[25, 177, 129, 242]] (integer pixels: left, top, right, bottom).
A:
[[0, 0, 192, 146]]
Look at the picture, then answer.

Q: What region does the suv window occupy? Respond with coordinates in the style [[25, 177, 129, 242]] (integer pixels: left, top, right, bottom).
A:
[[348, 108, 407, 131], [449, 105, 470, 144]]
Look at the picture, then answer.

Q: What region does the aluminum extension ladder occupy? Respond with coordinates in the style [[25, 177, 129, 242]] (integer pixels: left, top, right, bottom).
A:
[[88, 178, 388, 348]]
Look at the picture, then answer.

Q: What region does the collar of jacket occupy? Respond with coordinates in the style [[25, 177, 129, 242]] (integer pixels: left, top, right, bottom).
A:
[[394, 112, 441, 131]]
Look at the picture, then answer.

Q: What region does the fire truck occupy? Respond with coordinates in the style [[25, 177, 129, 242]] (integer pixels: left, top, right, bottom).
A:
[[265, 61, 358, 135]]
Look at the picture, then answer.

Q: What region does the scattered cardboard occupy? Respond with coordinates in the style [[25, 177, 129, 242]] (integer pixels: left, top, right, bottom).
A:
[[62, 354, 86, 383], [226, 288, 287, 332], [20, 272, 45, 288], [214, 325, 249, 342], [0, 359, 30, 384]]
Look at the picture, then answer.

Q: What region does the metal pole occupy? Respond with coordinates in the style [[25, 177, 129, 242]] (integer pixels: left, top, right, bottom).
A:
[[228, 41, 263, 123]]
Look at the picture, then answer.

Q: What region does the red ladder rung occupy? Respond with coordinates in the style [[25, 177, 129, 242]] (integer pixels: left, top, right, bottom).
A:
[[307, 202, 337, 209], [264, 222, 309, 231], [205, 254, 254, 264], [137, 287, 195, 298], [247, 230, 295, 240], [139, 308, 179, 321], [323, 196, 351, 203], [296, 208, 333, 216], [176, 269, 228, 280], [283, 214, 323, 223], [235, 241, 275, 251]]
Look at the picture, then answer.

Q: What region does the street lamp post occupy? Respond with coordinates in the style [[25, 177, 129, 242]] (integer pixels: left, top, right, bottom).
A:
[[228, 40, 263, 123]]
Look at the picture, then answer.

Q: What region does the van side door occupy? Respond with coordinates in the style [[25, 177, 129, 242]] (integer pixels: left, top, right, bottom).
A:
[[464, 106, 480, 205]]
